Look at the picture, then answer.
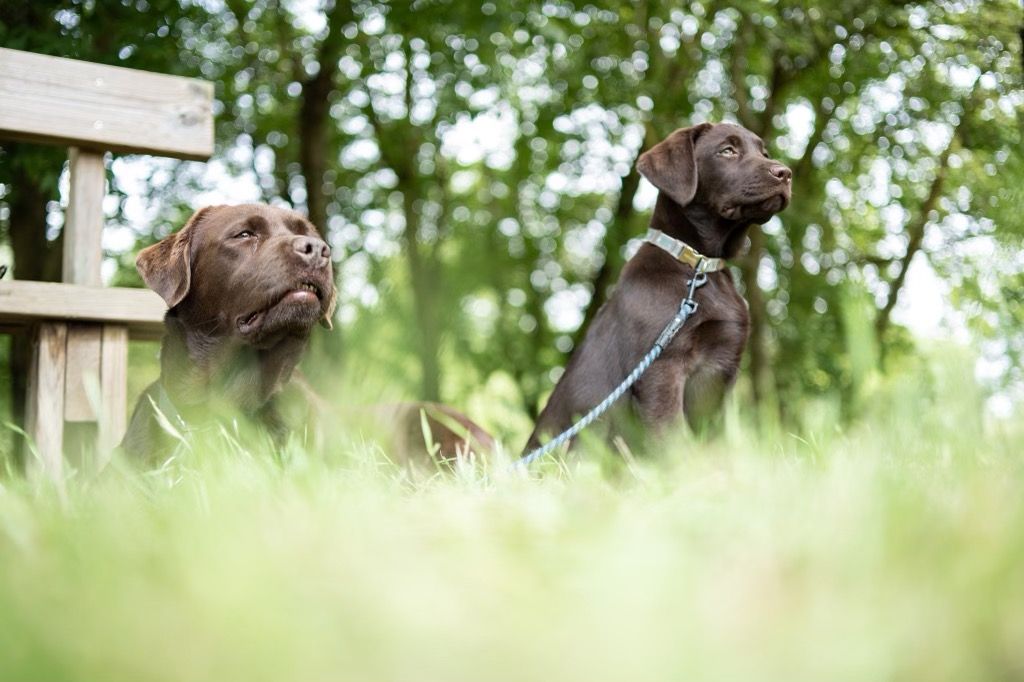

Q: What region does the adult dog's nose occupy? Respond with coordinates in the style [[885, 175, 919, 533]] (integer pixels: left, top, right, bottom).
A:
[[769, 163, 792, 183], [292, 235, 330, 268]]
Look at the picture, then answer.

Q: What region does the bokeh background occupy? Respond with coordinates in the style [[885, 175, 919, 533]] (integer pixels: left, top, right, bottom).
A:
[[1, 0, 1021, 452], [2, 5, 1024, 680]]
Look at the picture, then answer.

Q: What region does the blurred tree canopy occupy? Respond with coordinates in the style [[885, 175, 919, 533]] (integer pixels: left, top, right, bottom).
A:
[[1, 0, 1021, 437]]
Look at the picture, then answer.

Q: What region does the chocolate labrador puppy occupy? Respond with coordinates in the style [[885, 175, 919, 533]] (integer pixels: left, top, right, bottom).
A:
[[121, 204, 337, 460], [526, 122, 792, 451]]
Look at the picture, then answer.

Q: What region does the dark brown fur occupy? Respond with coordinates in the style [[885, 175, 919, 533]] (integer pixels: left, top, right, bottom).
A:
[[384, 402, 496, 466], [526, 122, 792, 451], [122, 204, 493, 464], [122, 204, 337, 461]]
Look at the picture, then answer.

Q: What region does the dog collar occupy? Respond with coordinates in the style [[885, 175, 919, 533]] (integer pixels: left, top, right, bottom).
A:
[[644, 228, 726, 273]]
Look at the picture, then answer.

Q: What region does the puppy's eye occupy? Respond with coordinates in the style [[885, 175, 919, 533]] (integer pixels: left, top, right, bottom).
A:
[[234, 230, 256, 239], [719, 146, 738, 157]]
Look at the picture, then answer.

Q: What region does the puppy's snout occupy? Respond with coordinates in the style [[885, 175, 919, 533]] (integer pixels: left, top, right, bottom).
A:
[[292, 235, 330, 268], [768, 163, 792, 183]]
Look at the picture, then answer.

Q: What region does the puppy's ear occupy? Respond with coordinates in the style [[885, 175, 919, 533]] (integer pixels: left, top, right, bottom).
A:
[[636, 123, 713, 208], [320, 282, 337, 330], [136, 206, 217, 308]]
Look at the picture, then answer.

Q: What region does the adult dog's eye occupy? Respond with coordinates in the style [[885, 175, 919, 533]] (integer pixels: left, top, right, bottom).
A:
[[719, 146, 738, 157], [234, 230, 256, 239]]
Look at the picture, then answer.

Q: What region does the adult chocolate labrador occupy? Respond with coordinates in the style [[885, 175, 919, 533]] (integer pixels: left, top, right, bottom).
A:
[[121, 204, 337, 460], [526, 122, 792, 452], [123, 203, 492, 464]]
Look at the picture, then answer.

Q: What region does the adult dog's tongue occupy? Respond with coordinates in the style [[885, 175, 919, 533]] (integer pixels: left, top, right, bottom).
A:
[[282, 289, 318, 304]]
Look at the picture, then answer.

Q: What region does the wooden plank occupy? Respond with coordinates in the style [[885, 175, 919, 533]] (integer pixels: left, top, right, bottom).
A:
[[63, 148, 106, 286], [0, 47, 213, 160], [64, 324, 102, 422], [98, 324, 129, 454], [0, 280, 166, 340], [25, 322, 67, 481]]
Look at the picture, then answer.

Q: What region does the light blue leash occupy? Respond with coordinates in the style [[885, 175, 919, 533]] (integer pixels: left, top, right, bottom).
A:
[[518, 258, 710, 468]]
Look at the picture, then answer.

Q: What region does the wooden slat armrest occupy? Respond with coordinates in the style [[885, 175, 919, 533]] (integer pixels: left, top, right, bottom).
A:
[[0, 47, 213, 160], [0, 281, 166, 340]]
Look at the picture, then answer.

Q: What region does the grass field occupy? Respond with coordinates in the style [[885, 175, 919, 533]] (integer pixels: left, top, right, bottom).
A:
[[1, 360, 1022, 681]]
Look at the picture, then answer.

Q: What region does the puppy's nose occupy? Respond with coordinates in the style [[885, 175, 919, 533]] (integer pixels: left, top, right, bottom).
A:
[[769, 164, 792, 183], [292, 235, 330, 268]]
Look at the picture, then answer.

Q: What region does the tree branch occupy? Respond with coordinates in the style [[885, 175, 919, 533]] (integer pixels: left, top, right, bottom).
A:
[[875, 131, 959, 338]]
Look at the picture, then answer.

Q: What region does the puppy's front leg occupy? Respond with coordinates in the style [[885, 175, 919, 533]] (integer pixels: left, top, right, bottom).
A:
[[682, 366, 731, 438], [682, 320, 746, 438], [526, 380, 580, 451], [632, 359, 687, 433]]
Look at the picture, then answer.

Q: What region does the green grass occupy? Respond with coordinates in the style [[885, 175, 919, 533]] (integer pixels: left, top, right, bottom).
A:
[[1, 367, 1022, 681]]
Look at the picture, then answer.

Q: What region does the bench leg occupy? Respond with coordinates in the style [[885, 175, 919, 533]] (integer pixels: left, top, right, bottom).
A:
[[64, 323, 102, 422], [99, 324, 129, 456], [61, 322, 129, 465], [25, 322, 67, 481]]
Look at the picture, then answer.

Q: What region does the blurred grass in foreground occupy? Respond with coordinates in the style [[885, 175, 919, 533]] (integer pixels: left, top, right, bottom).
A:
[[0, 357, 1022, 682]]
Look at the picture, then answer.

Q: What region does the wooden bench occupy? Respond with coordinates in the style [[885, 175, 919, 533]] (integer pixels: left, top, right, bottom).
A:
[[0, 48, 213, 478]]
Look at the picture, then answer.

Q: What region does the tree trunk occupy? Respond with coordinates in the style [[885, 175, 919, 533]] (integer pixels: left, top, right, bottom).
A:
[[361, 93, 443, 400], [571, 160, 642, 353], [297, 0, 351, 232], [299, 78, 331, 234], [739, 227, 771, 409], [402, 202, 442, 401]]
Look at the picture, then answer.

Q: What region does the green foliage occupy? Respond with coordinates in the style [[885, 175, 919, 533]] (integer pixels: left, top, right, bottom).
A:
[[0, 0, 1021, 426]]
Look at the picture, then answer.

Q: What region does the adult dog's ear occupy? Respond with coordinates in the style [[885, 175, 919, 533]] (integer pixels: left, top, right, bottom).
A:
[[320, 283, 337, 330], [636, 123, 713, 207], [136, 206, 218, 308]]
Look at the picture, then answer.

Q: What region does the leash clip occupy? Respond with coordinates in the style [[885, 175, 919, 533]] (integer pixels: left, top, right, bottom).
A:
[[656, 261, 707, 349], [657, 296, 700, 349]]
